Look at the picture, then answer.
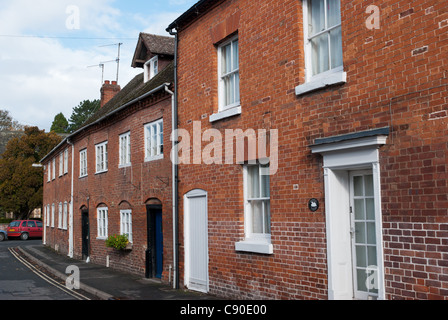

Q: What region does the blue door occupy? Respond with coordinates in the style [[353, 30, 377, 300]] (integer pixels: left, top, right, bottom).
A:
[[154, 210, 163, 279]]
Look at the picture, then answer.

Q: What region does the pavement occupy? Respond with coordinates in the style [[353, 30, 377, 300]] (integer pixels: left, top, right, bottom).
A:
[[15, 244, 219, 301]]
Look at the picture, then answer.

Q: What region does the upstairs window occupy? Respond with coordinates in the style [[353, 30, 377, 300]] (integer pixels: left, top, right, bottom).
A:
[[218, 36, 240, 111], [304, 0, 343, 78], [119, 132, 131, 167], [144, 119, 163, 161], [52, 158, 56, 180], [144, 56, 159, 82], [79, 149, 87, 177], [64, 149, 69, 174], [59, 153, 63, 177], [95, 141, 108, 174]]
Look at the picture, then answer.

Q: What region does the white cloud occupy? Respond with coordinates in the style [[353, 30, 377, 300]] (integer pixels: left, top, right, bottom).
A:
[[0, 0, 144, 131]]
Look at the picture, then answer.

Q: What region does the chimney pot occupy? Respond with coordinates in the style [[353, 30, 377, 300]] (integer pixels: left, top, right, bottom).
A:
[[100, 80, 121, 108]]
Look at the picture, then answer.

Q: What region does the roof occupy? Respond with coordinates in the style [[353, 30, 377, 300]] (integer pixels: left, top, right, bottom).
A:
[[41, 62, 174, 163], [167, 0, 222, 32], [140, 33, 175, 56], [132, 33, 175, 68]]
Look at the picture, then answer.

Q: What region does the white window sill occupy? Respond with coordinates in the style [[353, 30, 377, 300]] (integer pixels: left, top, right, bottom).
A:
[[119, 163, 131, 169], [95, 170, 108, 175], [235, 240, 273, 254], [209, 106, 241, 123], [145, 154, 163, 162], [295, 71, 347, 96]]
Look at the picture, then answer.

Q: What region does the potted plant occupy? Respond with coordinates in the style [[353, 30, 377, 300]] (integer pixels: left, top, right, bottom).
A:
[[105, 234, 132, 251]]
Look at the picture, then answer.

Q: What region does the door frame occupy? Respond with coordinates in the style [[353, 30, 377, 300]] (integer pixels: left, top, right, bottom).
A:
[[146, 204, 163, 279], [184, 189, 209, 293], [311, 131, 388, 300]]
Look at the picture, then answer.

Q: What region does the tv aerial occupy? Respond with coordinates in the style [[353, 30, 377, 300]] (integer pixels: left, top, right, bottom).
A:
[[87, 43, 123, 84]]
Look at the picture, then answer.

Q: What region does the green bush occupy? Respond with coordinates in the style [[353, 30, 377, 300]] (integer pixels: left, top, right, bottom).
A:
[[105, 234, 129, 250]]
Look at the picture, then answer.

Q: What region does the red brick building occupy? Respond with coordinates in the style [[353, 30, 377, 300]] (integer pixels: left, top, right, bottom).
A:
[[167, 0, 447, 300], [42, 33, 176, 282]]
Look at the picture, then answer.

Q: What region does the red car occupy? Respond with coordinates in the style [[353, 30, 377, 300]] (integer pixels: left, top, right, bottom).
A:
[[7, 220, 43, 240]]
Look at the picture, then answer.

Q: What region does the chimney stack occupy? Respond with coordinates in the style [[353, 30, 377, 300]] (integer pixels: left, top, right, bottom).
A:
[[100, 80, 121, 108]]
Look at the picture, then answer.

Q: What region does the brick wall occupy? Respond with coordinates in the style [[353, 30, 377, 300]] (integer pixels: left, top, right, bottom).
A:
[[44, 91, 174, 281], [175, 0, 447, 299], [72, 93, 173, 279]]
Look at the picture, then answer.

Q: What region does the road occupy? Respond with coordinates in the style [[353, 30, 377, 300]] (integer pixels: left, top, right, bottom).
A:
[[0, 239, 93, 300]]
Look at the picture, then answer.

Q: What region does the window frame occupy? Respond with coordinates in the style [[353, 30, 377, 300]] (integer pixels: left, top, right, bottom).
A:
[[52, 158, 56, 180], [97, 207, 108, 239], [297, 0, 346, 96], [120, 209, 133, 243], [218, 35, 240, 112], [119, 131, 131, 167], [59, 153, 63, 177], [58, 202, 63, 229], [79, 149, 88, 178], [144, 119, 163, 162], [46, 204, 50, 227], [144, 55, 159, 82], [235, 163, 273, 254], [95, 141, 108, 174], [51, 203, 55, 228], [64, 148, 69, 174], [63, 201, 68, 230]]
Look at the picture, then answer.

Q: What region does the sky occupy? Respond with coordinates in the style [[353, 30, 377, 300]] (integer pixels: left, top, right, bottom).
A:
[[0, 0, 196, 132]]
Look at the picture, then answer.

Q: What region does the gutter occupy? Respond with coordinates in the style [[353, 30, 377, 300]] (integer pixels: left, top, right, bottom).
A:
[[167, 25, 180, 290]]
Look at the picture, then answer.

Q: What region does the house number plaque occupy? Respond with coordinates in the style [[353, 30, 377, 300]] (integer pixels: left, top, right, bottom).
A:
[[308, 198, 319, 212]]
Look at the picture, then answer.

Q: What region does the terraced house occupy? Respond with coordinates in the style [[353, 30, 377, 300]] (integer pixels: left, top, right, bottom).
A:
[[41, 0, 447, 300], [42, 33, 176, 281], [166, 0, 447, 300]]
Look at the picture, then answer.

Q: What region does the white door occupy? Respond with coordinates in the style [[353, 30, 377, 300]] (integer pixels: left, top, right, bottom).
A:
[[350, 171, 379, 300], [184, 190, 208, 293]]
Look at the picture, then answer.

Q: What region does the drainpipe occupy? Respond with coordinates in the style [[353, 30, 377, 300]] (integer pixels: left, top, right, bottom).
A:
[[167, 25, 179, 290], [67, 139, 75, 258]]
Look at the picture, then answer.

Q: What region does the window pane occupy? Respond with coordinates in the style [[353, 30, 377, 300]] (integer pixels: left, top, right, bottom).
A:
[[357, 268, 368, 292], [355, 222, 366, 244], [252, 201, 263, 234], [261, 172, 270, 198], [327, 0, 341, 27], [232, 40, 239, 70], [353, 176, 363, 196], [309, 0, 325, 36], [364, 175, 374, 196], [366, 198, 375, 220], [330, 26, 343, 69], [249, 166, 260, 198], [311, 32, 329, 75], [367, 246, 377, 266], [356, 245, 367, 268], [367, 222, 376, 244], [354, 199, 365, 220], [264, 200, 271, 234], [234, 72, 240, 103]]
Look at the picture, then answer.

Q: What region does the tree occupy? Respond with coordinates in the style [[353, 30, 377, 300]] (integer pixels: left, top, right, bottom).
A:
[[0, 109, 24, 131], [68, 99, 100, 133], [0, 127, 62, 219], [50, 112, 69, 134]]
